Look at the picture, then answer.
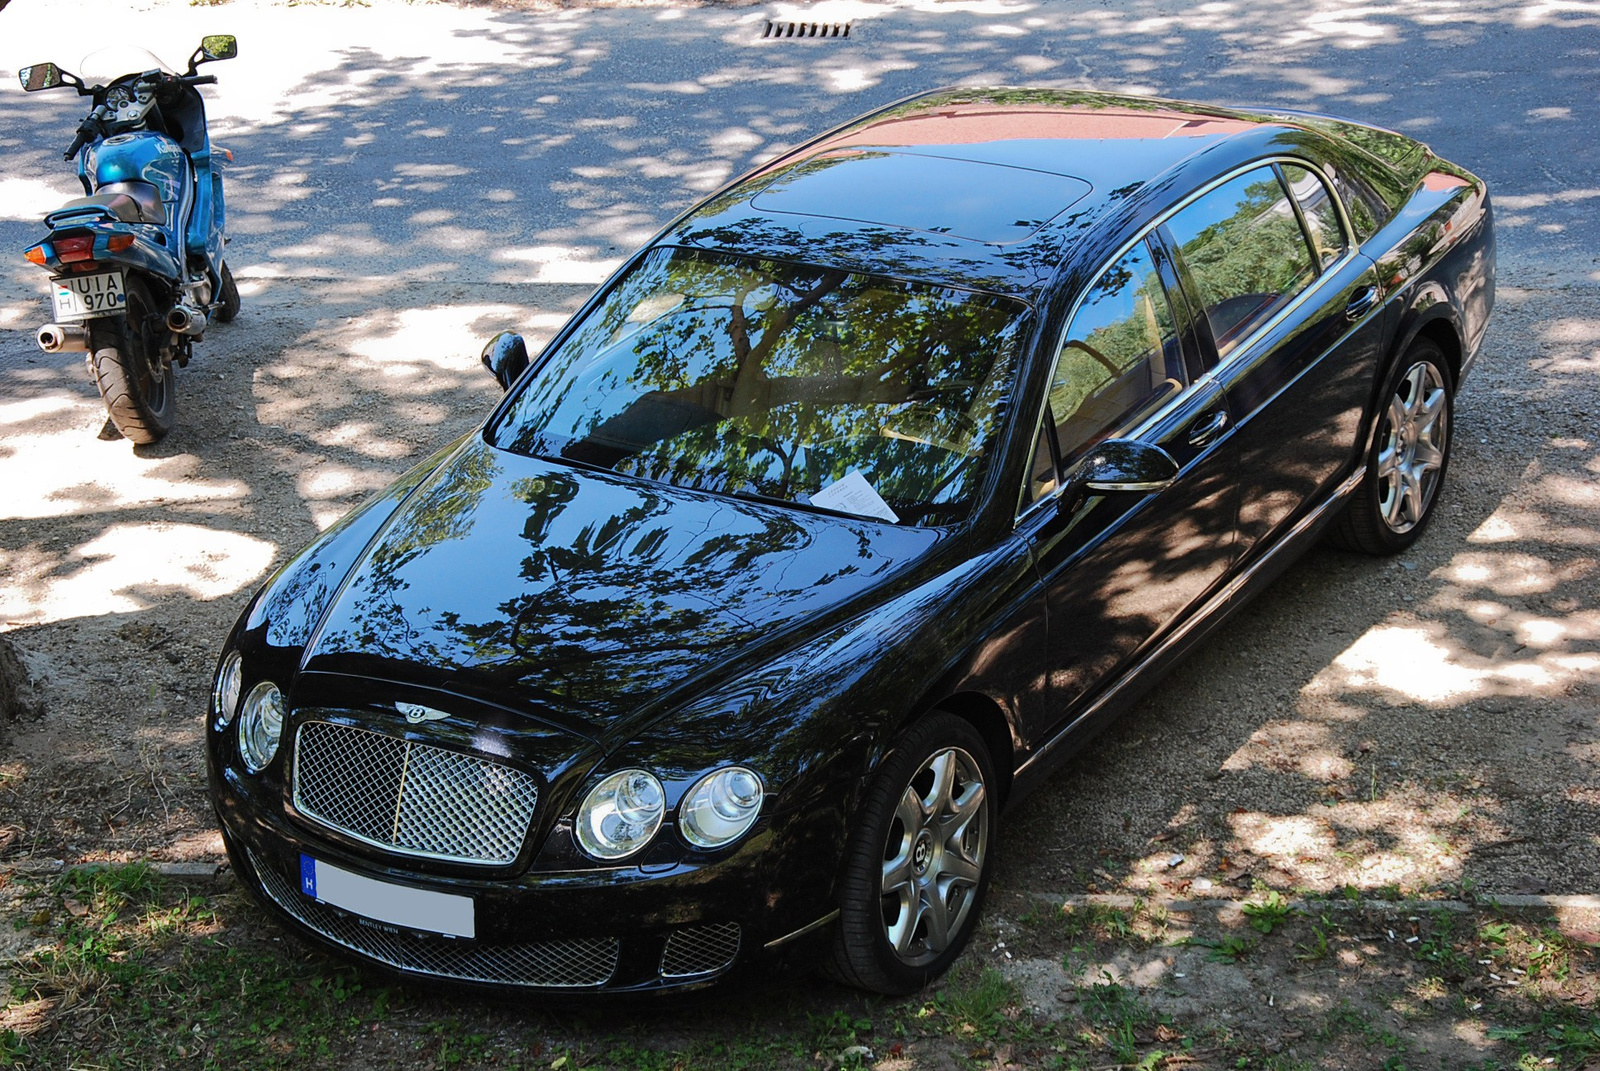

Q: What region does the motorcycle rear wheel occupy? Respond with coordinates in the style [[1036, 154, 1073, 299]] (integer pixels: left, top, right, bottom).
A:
[[90, 276, 175, 444], [215, 261, 240, 323]]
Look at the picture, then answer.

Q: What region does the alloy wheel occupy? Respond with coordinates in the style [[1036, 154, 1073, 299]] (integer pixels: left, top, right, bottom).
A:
[[879, 746, 989, 966], [1376, 360, 1449, 534]]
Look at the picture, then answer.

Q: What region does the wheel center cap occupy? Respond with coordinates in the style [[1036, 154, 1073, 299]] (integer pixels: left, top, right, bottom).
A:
[[912, 831, 934, 876]]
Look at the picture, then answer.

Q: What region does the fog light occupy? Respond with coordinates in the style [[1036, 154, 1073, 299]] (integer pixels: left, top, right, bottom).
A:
[[237, 680, 285, 773]]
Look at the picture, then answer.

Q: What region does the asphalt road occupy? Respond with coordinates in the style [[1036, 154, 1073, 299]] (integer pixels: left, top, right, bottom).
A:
[[2, 0, 1597, 301]]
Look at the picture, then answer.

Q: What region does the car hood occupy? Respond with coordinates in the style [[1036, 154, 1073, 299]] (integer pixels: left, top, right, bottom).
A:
[[299, 438, 945, 736]]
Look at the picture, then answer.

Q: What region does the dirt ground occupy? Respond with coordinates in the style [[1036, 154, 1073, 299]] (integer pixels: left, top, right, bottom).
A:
[[3, 279, 1596, 887], [1, 267, 1597, 1068], [0, 2, 1596, 1050]]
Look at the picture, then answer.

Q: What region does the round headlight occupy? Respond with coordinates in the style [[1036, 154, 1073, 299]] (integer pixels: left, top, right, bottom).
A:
[[679, 766, 764, 849], [213, 650, 244, 726], [237, 680, 286, 773], [575, 769, 664, 861]]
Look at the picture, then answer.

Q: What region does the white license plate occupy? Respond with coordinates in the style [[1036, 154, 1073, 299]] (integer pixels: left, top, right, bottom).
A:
[[51, 270, 126, 322], [299, 855, 475, 938]]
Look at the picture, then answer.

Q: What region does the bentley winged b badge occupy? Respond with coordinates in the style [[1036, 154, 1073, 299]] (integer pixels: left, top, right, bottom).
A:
[[396, 702, 450, 725]]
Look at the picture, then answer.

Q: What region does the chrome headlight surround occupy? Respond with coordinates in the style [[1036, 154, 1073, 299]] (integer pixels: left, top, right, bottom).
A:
[[237, 680, 286, 773], [213, 650, 244, 727], [575, 769, 665, 861], [678, 766, 764, 849]]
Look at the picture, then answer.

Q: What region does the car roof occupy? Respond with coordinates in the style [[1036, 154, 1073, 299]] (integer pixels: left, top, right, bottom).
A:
[[664, 88, 1327, 301]]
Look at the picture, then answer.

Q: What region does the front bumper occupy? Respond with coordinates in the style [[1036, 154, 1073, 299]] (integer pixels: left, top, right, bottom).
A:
[[211, 757, 839, 995]]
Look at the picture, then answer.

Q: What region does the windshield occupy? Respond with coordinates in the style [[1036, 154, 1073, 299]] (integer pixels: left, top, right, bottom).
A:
[[79, 47, 175, 85], [487, 248, 1029, 527]]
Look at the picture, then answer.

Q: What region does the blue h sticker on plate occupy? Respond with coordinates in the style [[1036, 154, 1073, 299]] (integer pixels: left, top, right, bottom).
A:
[[300, 854, 317, 897]]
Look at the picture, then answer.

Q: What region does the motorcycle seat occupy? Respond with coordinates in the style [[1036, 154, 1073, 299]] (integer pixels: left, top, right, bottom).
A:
[[56, 190, 167, 227]]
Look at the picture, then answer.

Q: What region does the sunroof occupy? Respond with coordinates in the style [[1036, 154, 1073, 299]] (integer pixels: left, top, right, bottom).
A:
[[751, 150, 1092, 245]]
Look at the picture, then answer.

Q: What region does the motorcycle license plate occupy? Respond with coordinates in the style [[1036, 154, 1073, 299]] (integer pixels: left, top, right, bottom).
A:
[[51, 270, 126, 322]]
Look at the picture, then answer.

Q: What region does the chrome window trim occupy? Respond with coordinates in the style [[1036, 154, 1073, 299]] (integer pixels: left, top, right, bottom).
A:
[[1014, 155, 1359, 527]]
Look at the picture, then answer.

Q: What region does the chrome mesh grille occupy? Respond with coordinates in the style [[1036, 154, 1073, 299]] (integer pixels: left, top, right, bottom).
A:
[[249, 851, 619, 988], [292, 720, 537, 865], [660, 922, 742, 978]]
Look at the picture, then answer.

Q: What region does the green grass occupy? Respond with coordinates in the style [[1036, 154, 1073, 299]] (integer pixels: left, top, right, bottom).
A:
[[5, 865, 1598, 1071], [1023, 898, 1169, 948], [1241, 890, 1292, 935]]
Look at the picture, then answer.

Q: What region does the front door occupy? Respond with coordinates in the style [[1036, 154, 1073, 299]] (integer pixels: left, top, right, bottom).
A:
[[1019, 236, 1237, 745]]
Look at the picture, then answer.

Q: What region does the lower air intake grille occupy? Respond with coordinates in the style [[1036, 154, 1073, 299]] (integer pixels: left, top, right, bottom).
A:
[[292, 720, 538, 865], [250, 851, 619, 988], [660, 922, 742, 978]]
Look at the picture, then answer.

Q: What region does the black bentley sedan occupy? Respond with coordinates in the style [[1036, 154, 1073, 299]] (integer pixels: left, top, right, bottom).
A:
[[208, 88, 1494, 996]]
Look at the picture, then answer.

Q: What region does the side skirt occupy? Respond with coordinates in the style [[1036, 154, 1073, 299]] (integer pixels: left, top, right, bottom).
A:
[[1009, 465, 1367, 801]]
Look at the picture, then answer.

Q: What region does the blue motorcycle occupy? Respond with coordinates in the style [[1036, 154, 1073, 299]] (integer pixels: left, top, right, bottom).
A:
[[18, 35, 239, 444]]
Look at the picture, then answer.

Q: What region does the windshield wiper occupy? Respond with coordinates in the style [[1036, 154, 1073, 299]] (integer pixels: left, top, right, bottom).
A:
[[723, 488, 891, 525]]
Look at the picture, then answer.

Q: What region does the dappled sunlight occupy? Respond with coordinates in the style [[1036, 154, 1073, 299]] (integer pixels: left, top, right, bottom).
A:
[[0, 522, 275, 625], [0, 7, 1591, 1034], [1222, 718, 1355, 781], [0, 394, 249, 521], [494, 246, 626, 286], [1314, 620, 1598, 704], [0, 176, 82, 223], [345, 303, 540, 368]]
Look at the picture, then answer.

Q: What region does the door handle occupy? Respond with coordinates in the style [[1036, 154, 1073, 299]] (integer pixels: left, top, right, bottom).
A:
[[1346, 285, 1379, 321], [1187, 409, 1229, 447]]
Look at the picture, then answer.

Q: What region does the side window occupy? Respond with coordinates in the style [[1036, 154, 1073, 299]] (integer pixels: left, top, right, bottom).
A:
[[1029, 424, 1058, 503], [1322, 160, 1386, 241], [1045, 239, 1186, 474], [1166, 166, 1318, 355], [1281, 163, 1347, 269]]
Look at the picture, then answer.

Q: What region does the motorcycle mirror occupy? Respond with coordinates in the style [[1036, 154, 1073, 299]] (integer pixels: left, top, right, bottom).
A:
[[187, 35, 238, 75], [19, 63, 65, 92], [200, 35, 238, 61], [481, 332, 530, 392]]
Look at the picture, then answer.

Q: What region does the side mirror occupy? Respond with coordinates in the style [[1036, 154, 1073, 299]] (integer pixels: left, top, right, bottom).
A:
[[1079, 438, 1179, 494], [481, 332, 529, 392], [200, 35, 239, 61], [19, 63, 65, 92], [187, 36, 238, 75]]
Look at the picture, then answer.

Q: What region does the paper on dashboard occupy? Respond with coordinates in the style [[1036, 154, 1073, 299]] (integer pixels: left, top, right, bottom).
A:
[[811, 470, 900, 523]]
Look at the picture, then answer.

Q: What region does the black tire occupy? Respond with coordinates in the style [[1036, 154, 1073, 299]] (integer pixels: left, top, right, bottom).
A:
[[215, 261, 240, 323], [1328, 338, 1455, 555], [828, 711, 996, 995], [90, 276, 174, 445]]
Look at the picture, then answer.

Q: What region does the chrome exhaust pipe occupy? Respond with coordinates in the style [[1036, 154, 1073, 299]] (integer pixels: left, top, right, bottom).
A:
[[37, 323, 89, 353], [166, 303, 208, 336]]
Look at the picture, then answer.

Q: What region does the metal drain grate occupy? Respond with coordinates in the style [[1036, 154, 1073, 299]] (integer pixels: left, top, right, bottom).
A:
[[762, 20, 850, 39]]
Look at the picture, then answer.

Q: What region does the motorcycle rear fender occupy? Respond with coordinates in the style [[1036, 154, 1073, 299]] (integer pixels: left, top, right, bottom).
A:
[[26, 217, 182, 281]]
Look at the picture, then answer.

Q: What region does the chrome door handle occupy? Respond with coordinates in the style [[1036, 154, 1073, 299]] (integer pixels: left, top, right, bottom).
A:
[[1187, 409, 1229, 447], [1346, 285, 1379, 321]]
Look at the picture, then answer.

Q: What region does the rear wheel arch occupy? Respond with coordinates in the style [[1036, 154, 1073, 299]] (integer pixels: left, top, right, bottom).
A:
[[1411, 317, 1463, 384]]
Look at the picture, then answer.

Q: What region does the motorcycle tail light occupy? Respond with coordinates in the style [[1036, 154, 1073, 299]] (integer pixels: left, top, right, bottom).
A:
[[55, 236, 94, 263], [106, 234, 135, 253], [24, 245, 49, 266]]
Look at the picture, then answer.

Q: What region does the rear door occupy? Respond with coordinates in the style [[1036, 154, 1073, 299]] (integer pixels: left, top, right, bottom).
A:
[[1160, 161, 1388, 556]]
